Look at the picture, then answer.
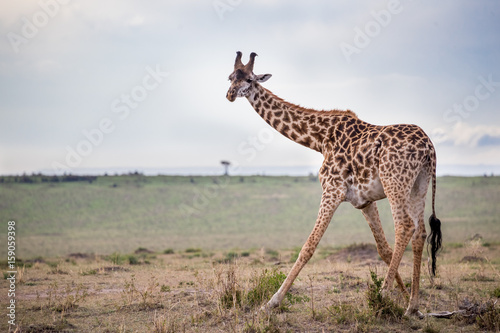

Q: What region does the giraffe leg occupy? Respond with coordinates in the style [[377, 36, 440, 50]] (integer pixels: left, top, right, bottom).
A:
[[405, 170, 430, 317], [361, 202, 409, 296], [264, 190, 342, 310], [406, 213, 426, 317], [381, 197, 415, 295]]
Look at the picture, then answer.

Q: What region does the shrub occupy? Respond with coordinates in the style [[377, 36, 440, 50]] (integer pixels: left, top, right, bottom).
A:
[[265, 249, 279, 258], [492, 287, 500, 298], [476, 301, 500, 331], [366, 270, 404, 320], [245, 268, 309, 310], [289, 247, 301, 263], [163, 248, 174, 255], [185, 248, 201, 253], [246, 269, 286, 307], [107, 252, 125, 265], [226, 252, 239, 261], [215, 264, 242, 309], [326, 303, 371, 325], [128, 255, 139, 265]]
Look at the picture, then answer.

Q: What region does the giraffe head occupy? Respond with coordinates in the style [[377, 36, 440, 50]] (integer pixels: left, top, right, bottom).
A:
[[226, 51, 272, 102]]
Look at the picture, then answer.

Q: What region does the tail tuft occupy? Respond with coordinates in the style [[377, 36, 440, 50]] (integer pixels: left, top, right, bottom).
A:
[[427, 213, 442, 276]]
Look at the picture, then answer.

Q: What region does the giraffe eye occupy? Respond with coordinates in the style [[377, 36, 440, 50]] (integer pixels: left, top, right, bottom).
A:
[[246, 78, 253, 83]]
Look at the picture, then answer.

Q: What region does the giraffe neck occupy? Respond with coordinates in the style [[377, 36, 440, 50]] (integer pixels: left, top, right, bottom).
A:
[[246, 83, 357, 153]]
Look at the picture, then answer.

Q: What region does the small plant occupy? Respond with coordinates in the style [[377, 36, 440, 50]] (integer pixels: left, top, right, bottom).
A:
[[216, 264, 242, 309], [107, 252, 125, 265], [422, 322, 440, 333], [366, 270, 404, 320], [45, 282, 89, 313], [121, 274, 161, 309], [151, 310, 181, 333], [163, 248, 175, 255], [245, 268, 308, 310], [121, 275, 138, 307], [265, 249, 279, 259], [135, 247, 152, 254], [127, 255, 139, 265], [57, 283, 89, 312], [289, 247, 301, 263], [226, 251, 239, 261], [80, 268, 97, 276], [46, 261, 59, 268], [48, 263, 68, 275], [246, 268, 286, 307], [476, 300, 500, 331], [492, 287, 500, 298], [326, 302, 371, 325], [152, 311, 168, 333], [140, 275, 161, 308], [185, 248, 202, 253]]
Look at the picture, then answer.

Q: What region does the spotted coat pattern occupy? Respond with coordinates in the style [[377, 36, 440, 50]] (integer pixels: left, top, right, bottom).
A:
[[226, 52, 439, 317]]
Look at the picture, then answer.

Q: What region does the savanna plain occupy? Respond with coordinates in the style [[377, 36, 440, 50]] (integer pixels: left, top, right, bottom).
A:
[[1, 174, 499, 332]]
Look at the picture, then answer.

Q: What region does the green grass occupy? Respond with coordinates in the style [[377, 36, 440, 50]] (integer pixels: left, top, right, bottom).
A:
[[366, 270, 405, 319], [1, 175, 499, 259]]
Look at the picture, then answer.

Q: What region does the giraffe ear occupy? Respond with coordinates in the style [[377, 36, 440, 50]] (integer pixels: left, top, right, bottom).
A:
[[256, 74, 272, 82]]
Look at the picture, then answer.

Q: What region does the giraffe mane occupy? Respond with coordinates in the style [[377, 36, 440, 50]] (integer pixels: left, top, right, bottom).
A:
[[262, 87, 358, 119]]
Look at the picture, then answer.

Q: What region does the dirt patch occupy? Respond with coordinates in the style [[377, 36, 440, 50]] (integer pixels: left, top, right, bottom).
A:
[[101, 266, 130, 272], [468, 233, 483, 242], [25, 257, 46, 264], [328, 243, 380, 264], [26, 321, 75, 333], [68, 252, 95, 259], [134, 247, 154, 254], [460, 256, 486, 263]]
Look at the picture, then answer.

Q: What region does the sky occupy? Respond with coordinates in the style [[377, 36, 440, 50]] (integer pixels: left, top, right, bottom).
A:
[[1, 0, 500, 176]]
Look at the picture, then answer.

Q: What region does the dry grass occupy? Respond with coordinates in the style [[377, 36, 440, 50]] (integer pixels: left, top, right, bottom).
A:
[[3, 242, 500, 332]]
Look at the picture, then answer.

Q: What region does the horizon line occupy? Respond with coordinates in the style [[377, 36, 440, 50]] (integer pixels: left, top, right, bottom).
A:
[[2, 164, 500, 177]]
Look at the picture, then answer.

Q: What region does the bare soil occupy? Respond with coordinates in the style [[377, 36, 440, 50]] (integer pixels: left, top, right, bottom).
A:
[[2, 242, 500, 332]]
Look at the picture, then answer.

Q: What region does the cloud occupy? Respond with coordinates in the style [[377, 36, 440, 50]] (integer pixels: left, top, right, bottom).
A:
[[432, 122, 500, 147], [1, 1, 499, 175], [477, 135, 500, 147]]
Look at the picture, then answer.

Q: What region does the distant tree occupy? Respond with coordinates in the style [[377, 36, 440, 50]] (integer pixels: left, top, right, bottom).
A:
[[221, 160, 231, 176]]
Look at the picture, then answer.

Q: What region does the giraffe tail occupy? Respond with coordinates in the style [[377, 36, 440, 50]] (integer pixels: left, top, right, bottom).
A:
[[427, 156, 442, 276]]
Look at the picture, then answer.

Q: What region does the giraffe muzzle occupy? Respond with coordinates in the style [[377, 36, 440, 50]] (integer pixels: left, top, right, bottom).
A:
[[226, 90, 236, 102]]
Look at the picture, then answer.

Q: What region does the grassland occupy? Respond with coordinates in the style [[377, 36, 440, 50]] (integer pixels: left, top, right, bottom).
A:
[[2, 240, 500, 332], [1, 175, 500, 332], [1, 175, 500, 259]]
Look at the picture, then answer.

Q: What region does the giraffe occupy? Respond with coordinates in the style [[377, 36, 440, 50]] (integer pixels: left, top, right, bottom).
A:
[[226, 51, 442, 317]]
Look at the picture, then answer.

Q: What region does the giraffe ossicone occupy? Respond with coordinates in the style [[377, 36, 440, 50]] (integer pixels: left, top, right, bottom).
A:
[[226, 51, 442, 317]]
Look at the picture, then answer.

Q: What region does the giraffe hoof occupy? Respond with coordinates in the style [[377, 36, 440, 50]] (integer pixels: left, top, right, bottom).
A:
[[260, 302, 275, 314], [380, 288, 390, 299], [261, 293, 281, 313], [260, 305, 270, 314], [404, 308, 424, 319], [401, 288, 410, 298]]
